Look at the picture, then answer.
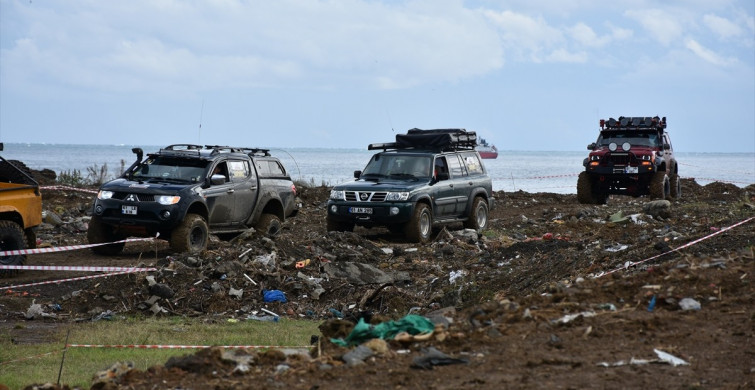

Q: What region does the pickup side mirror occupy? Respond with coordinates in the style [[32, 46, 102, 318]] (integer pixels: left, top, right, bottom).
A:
[[353, 170, 361, 179], [211, 174, 227, 185], [588, 143, 596, 150]]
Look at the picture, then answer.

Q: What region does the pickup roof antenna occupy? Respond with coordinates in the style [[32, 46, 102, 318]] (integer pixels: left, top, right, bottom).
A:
[[271, 148, 302, 182], [198, 99, 204, 143]]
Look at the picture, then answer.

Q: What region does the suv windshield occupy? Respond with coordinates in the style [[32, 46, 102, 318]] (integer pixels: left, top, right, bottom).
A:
[[132, 157, 209, 183], [362, 154, 432, 179], [597, 131, 661, 148]]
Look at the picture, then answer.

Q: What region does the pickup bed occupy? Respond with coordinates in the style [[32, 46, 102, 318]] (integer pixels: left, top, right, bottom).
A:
[[88, 144, 299, 254], [0, 152, 43, 271]]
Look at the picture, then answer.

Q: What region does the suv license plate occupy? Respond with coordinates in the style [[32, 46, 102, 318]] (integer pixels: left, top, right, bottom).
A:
[[624, 166, 638, 174], [122, 205, 138, 215], [349, 207, 373, 214]]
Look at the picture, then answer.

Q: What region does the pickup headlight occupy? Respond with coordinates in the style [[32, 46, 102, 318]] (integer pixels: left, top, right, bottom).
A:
[[330, 190, 345, 200], [156, 195, 181, 205], [385, 192, 409, 201], [97, 190, 114, 200]]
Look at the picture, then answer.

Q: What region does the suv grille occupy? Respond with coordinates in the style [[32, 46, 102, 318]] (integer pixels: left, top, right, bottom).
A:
[[345, 191, 388, 202], [606, 153, 630, 166], [113, 192, 156, 202]]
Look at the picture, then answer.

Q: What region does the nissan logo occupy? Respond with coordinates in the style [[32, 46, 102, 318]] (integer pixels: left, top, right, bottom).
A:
[[359, 192, 369, 201]]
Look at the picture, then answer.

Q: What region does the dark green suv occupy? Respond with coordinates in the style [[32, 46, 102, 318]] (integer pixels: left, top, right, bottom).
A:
[[326, 129, 495, 243]]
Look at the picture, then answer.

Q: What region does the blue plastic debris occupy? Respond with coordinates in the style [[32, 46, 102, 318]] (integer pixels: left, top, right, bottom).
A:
[[647, 295, 656, 312], [263, 289, 287, 303]]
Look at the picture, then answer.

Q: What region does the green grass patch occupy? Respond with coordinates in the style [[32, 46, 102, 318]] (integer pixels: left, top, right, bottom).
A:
[[0, 316, 319, 389]]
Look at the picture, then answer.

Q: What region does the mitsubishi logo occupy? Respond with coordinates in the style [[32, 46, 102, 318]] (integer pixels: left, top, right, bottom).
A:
[[125, 194, 137, 202], [359, 192, 369, 201]]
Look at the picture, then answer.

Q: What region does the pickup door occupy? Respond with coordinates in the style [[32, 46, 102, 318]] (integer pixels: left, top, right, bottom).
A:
[[206, 159, 258, 226]]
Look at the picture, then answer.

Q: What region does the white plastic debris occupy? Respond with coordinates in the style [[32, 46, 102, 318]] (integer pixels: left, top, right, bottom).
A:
[[679, 297, 701, 311], [654, 349, 689, 366]]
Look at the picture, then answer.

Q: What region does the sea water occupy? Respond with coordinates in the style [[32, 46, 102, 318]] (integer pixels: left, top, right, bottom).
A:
[[2, 143, 753, 194]]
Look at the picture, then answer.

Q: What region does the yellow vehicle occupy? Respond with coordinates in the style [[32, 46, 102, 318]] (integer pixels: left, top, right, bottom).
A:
[[0, 143, 42, 273]]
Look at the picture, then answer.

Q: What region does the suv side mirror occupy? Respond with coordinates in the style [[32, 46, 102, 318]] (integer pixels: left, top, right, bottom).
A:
[[436, 171, 449, 181], [354, 170, 361, 179], [663, 143, 671, 150], [588, 143, 596, 150]]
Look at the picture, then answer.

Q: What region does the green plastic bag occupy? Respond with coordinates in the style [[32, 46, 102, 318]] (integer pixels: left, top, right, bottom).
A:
[[331, 314, 435, 347]]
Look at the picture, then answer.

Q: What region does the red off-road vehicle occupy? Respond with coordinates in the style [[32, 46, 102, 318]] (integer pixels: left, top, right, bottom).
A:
[[577, 116, 680, 204]]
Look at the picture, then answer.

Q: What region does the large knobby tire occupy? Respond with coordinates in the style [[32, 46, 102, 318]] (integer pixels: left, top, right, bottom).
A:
[[170, 213, 209, 254], [577, 172, 606, 205], [256, 213, 282, 237], [463, 197, 489, 232], [326, 218, 354, 233], [650, 172, 670, 200], [87, 216, 125, 256], [405, 203, 432, 243], [0, 220, 26, 276], [670, 174, 681, 199]]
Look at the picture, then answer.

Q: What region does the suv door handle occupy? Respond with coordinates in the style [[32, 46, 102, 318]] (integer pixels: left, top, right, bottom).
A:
[[227, 189, 235, 194]]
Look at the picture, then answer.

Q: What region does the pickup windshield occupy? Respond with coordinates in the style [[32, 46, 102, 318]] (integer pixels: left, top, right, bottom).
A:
[[361, 154, 432, 180], [132, 157, 209, 183]]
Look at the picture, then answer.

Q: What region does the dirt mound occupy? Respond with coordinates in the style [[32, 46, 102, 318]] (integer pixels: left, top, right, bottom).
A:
[[6, 176, 755, 389]]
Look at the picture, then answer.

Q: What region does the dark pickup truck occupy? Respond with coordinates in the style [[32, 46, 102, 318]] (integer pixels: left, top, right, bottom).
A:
[[88, 144, 299, 254]]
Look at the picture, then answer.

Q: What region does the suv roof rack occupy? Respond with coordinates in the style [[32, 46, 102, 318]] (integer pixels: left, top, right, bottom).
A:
[[155, 144, 273, 158], [368, 128, 478, 152], [600, 116, 666, 131]]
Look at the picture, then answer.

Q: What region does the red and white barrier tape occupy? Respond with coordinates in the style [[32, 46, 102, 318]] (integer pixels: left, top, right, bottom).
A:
[[686, 177, 754, 185], [517, 173, 581, 180], [0, 236, 156, 257], [2, 270, 151, 290], [0, 265, 156, 272], [595, 216, 754, 278], [65, 344, 310, 349], [40, 185, 98, 194]]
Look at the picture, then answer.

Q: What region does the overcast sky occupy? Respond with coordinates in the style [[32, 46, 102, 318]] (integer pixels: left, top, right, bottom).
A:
[[1, 0, 753, 152]]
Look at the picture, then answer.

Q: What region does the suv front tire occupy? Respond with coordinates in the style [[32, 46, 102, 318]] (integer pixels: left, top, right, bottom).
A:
[[405, 203, 432, 243]]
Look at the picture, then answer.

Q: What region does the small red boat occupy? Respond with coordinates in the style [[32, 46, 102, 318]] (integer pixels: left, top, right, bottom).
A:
[[476, 138, 498, 159]]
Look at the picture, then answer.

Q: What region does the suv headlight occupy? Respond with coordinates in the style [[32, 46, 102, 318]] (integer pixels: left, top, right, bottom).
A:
[[590, 155, 600, 161], [330, 190, 345, 200], [156, 195, 181, 205], [97, 190, 114, 200], [385, 192, 409, 201]]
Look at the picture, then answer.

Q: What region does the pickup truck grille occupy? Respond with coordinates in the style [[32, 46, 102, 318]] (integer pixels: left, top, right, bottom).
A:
[[345, 191, 388, 202], [112, 192, 156, 202]]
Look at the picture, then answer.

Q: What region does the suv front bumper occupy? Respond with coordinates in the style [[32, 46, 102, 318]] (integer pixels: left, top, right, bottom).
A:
[[326, 200, 415, 226]]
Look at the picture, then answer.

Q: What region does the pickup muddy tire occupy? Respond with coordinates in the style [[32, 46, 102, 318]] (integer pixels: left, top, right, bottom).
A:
[[670, 174, 681, 198], [577, 172, 607, 205], [463, 197, 489, 232], [0, 220, 26, 276], [326, 218, 354, 233], [170, 213, 208, 254], [87, 216, 125, 255], [256, 213, 282, 237], [405, 203, 432, 243], [650, 172, 670, 200]]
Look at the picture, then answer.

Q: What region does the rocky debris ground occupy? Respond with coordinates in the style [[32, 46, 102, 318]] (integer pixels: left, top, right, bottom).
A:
[[3, 176, 754, 389]]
